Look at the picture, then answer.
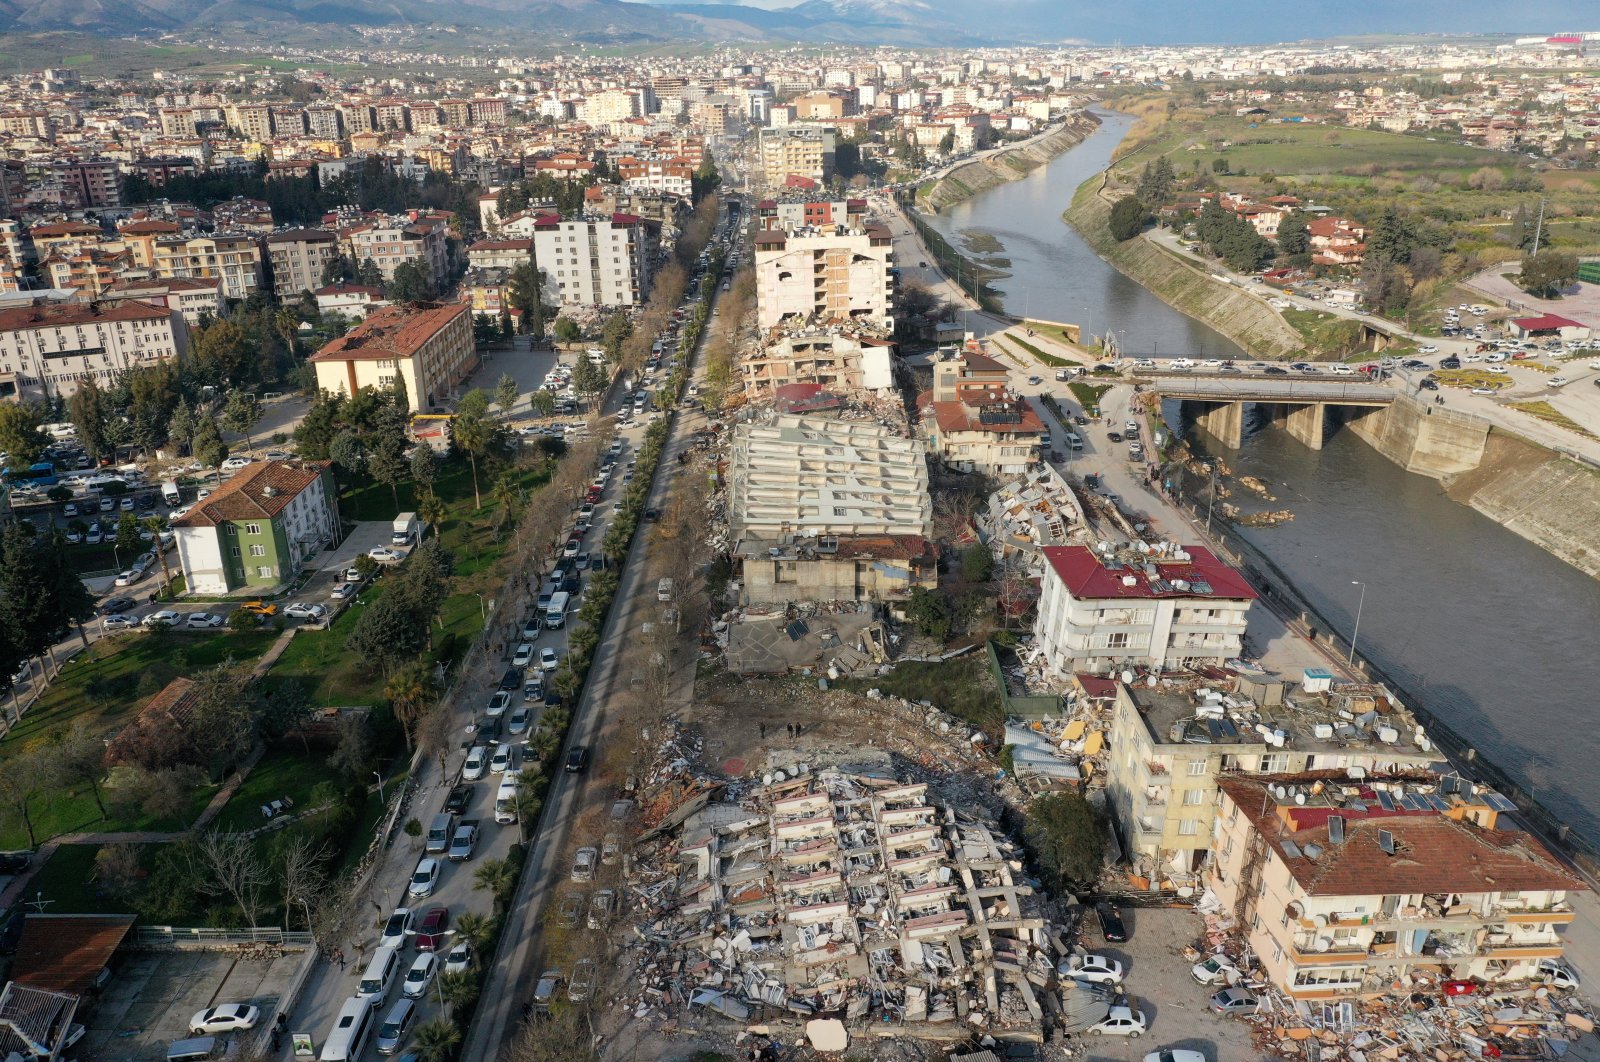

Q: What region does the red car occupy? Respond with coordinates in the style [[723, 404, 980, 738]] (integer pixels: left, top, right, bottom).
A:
[[585, 486, 604, 503], [415, 906, 450, 951]]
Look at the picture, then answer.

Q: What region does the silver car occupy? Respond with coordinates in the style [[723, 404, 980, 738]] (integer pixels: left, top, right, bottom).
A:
[[375, 998, 416, 1055]]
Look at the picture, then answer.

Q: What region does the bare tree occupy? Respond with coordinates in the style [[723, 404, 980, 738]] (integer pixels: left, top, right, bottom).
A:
[[195, 830, 271, 929], [92, 843, 143, 900], [277, 833, 329, 931], [415, 703, 453, 778], [51, 722, 110, 819]]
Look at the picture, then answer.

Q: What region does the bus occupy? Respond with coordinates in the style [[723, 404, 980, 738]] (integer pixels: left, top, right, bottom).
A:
[[4, 462, 57, 487]]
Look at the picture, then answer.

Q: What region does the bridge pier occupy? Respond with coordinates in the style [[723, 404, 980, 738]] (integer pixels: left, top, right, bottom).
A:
[[1284, 403, 1327, 450], [1194, 400, 1245, 449]]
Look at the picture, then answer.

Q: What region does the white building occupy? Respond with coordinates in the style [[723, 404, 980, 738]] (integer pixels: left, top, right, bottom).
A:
[[1033, 544, 1257, 678], [754, 223, 895, 331], [171, 460, 338, 595], [0, 299, 188, 402], [529, 214, 655, 308]]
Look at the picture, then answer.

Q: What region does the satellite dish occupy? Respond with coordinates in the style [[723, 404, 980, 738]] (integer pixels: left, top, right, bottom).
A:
[[1121, 670, 1134, 684], [1315, 938, 1333, 953], [1313, 914, 1328, 927]]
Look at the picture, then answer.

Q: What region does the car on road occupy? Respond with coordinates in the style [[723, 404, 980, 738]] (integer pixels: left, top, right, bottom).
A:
[[375, 998, 415, 1055], [401, 953, 437, 998], [407, 857, 441, 898], [1192, 954, 1238, 985], [1143, 1051, 1207, 1062], [63, 502, 78, 517], [489, 744, 514, 774], [1088, 1004, 1148, 1037], [463, 747, 488, 781], [508, 707, 530, 736], [113, 569, 142, 587], [511, 642, 534, 668], [103, 613, 140, 630], [284, 602, 328, 621], [101, 595, 136, 614], [643, 506, 661, 522], [1485, 365, 1508, 375], [444, 941, 473, 976], [568, 958, 596, 1002], [1471, 387, 1498, 396], [539, 646, 561, 672], [331, 582, 357, 600], [143, 609, 180, 628], [1211, 987, 1260, 1016], [444, 784, 472, 816], [189, 1003, 260, 1035], [414, 906, 449, 950], [499, 666, 522, 692], [380, 908, 415, 950], [1059, 953, 1124, 985], [522, 677, 544, 704], [238, 600, 277, 616], [447, 822, 478, 862], [1263, 365, 1289, 375], [1550, 376, 1569, 386], [565, 745, 589, 773], [185, 613, 224, 629], [485, 691, 512, 717], [1027, 375, 1042, 386], [563, 539, 580, 558], [1107, 432, 1123, 443], [369, 547, 403, 563], [575, 552, 590, 571], [1420, 378, 1439, 391], [1096, 902, 1128, 942]]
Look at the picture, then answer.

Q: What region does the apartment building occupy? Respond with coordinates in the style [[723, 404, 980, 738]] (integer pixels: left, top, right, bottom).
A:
[[0, 299, 189, 402], [151, 233, 265, 300], [1210, 771, 1584, 1000], [308, 301, 474, 409], [265, 228, 340, 298], [754, 223, 894, 330], [758, 127, 835, 188], [314, 283, 388, 321], [739, 328, 897, 401], [616, 155, 695, 197], [1033, 543, 1257, 677], [101, 278, 226, 327], [916, 343, 1043, 475], [532, 214, 655, 308], [171, 460, 339, 595], [466, 238, 534, 271], [756, 198, 865, 232], [344, 217, 450, 291], [727, 416, 936, 605], [49, 158, 123, 210]]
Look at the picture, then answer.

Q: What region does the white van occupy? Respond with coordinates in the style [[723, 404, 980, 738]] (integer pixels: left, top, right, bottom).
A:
[[357, 946, 401, 1004], [495, 775, 520, 824], [319, 996, 377, 1062], [657, 578, 673, 603]]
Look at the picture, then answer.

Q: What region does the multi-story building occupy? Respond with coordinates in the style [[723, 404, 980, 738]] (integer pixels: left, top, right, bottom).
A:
[[308, 301, 474, 409], [314, 282, 388, 321], [532, 214, 654, 308], [727, 415, 936, 605], [756, 198, 865, 232], [754, 222, 894, 330], [0, 299, 189, 402], [100, 278, 226, 327], [265, 229, 340, 299], [466, 238, 534, 272], [344, 217, 450, 292], [171, 460, 339, 595], [1033, 543, 1256, 678], [227, 103, 274, 141], [49, 158, 123, 209], [616, 155, 696, 198], [151, 233, 265, 300], [758, 127, 834, 188], [740, 328, 897, 401], [1210, 771, 1585, 1000]]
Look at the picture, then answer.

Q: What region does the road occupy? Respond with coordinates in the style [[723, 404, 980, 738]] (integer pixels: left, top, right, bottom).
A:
[[462, 217, 738, 1059], [869, 193, 1013, 337]]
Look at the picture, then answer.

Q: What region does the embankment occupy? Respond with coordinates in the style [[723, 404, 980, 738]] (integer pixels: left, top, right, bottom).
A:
[[919, 112, 1100, 213], [1063, 181, 1304, 360], [1344, 393, 1600, 580]]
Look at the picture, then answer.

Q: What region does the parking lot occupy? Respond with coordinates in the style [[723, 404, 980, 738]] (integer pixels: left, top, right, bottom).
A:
[[84, 947, 305, 1061]]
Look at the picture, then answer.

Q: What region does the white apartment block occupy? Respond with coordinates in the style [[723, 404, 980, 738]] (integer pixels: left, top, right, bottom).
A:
[[344, 219, 450, 291], [758, 127, 834, 187], [754, 223, 895, 331], [533, 215, 654, 308], [265, 228, 340, 298], [1033, 544, 1256, 678], [0, 299, 188, 402]]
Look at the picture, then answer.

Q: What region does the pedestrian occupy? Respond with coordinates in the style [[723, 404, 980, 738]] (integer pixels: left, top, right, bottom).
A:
[[758, 722, 766, 739], [336, 949, 346, 971]]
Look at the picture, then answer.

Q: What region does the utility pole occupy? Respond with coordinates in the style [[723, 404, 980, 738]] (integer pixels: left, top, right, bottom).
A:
[[1531, 198, 1547, 257]]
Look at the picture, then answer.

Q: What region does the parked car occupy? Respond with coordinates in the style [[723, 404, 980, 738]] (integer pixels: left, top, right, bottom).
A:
[[402, 953, 438, 999], [331, 583, 357, 601], [285, 602, 328, 620], [463, 747, 488, 781], [237, 600, 277, 616], [185, 613, 223, 629], [571, 846, 597, 882], [499, 666, 522, 692], [1142, 1051, 1207, 1062], [369, 547, 403, 563], [489, 744, 514, 774], [568, 958, 596, 1002], [375, 998, 415, 1056], [1191, 954, 1238, 986], [565, 746, 589, 773], [1059, 953, 1124, 985], [532, 970, 563, 1015], [587, 889, 615, 929], [485, 691, 512, 717], [103, 613, 139, 630], [414, 906, 450, 951], [1096, 902, 1128, 943], [380, 907, 415, 950], [557, 893, 583, 928], [511, 643, 534, 668], [444, 784, 472, 816], [143, 610, 180, 628], [444, 941, 473, 976], [508, 708, 530, 736], [407, 857, 441, 898], [189, 1003, 260, 1035], [1088, 1004, 1148, 1037], [539, 647, 561, 672], [1211, 987, 1260, 1016]]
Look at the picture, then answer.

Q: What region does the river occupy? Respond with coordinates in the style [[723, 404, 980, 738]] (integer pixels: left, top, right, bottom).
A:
[[924, 110, 1600, 845]]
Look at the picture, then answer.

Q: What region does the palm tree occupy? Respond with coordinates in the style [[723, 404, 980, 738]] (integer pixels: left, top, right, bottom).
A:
[[383, 660, 435, 749], [412, 1018, 460, 1062], [473, 858, 515, 904], [142, 515, 173, 591], [511, 787, 543, 844], [418, 490, 448, 541], [454, 910, 495, 951], [451, 391, 492, 508], [436, 969, 479, 1017], [490, 473, 518, 531]]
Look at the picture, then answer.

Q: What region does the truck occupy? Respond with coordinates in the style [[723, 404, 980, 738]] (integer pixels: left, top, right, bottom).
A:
[[391, 512, 419, 547], [446, 820, 479, 862], [545, 590, 571, 629]]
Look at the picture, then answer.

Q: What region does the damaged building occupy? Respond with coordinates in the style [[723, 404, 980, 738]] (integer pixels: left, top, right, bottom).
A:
[[726, 415, 937, 606], [976, 463, 1086, 575], [918, 342, 1046, 477], [739, 326, 899, 403]]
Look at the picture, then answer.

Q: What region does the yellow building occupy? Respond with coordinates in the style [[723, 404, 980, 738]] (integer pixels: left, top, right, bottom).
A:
[[308, 302, 476, 409]]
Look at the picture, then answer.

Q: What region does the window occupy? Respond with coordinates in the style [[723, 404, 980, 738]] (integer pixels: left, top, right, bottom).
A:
[[1107, 631, 1129, 649], [1183, 789, 1206, 806], [1177, 819, 1199, 836], [257, 566, 273, 578], [1271, 940, 1284, 964], [245, 522, 262, 535], [1260, 753, 1290, 773], [250, 544, 265, 557], [230, 545, 241, 558], [1187, 760, 1208, 777]]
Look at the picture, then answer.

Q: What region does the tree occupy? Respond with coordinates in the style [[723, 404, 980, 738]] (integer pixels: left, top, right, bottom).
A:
[[506, 261, 547, 337], [328, 429, 366, 476], [529, 389, 555, 419], [0, 403, 46, 466], [115, 512, 143, 562], [474, 312, 498, 346], [403, 816, 423, 849], [384, 660, 437, 750], [412, 1019, 460, 1062], [0, 766, 49, 848], [1366, 206, 1417, 266], [418, 490, 448, 541], [348, 592, 433, 673], [454, 911, 494, 951], [357, 258, 384, 288], [571, 357, 607, 406], [1520, 250, 1578, 298], [259, 679, 316, 751], [51, 723, 108, 819], [388, 260, 432, 303], [1108, 196, 1147, 241], [190, 319, 253, 386], [495, 372, 520, 415], [326, 713, 374, 786], [195, 829, 271, 928], [143, 516, 174, 589], [167, 398, 197, 455], [436, 970, 478, 1016], [1023, 791, 1106, 889], [904, 587, 952, 641], [1275, 210, 1310, 259], [509, 785, 542, 844], [222, 390, 263, 450], [409, 444, 437, 496], [552, 317, 581, 345], [450, 389, 493, 508], [960, 543, 995, 583], [1135, 156, 1176, 204], [321, 254, 350, 287], [490, 472, 519, 530], [367, 407, 410, 511], [192, 416, 227, 468], [0, 523, 96, 668], [473, 857, 516, 905], [67, 375, 110, 462], [92, 843, 144, 900], [505, 1011, 595, 1062], [692, 155, 721, 200]]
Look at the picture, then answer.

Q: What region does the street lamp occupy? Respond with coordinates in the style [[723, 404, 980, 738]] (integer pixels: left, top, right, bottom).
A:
[[373, 771, 385, 803], [1348, 580, 1367, 667]]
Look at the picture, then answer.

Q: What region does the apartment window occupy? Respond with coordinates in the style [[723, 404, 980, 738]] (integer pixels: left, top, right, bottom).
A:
[[1260, 753, 1290, 773], [245, 522, 262, 535], [257, 566, 273, 578], [1187, 760, 1207, 777], [250, 544, 265, 557], [1183, 789, 1205, 807], [230, 545, 241, 558], [1271, 941, 1284, 964], [1177, 819, 1199, 836], [1107, 632, 1129, 649]]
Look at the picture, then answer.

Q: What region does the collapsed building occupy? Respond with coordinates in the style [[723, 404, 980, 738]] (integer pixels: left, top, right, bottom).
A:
[[739, 326, 899, 404], [975, 462, 1086, 575], [624, 767, 1069, 1046]]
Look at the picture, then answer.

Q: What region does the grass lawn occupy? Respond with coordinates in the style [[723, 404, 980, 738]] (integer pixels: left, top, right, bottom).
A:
[[843, 652, 1002, 735], [0, 772, 213, 852], [1067, 382, 1112, 413], [1025, 321, 1083, 348], [1282, 307, 1368, 358], [22, 844, 132, 914], [1001, 333, 1070, 368], [209, 745, 332, 832], [1435, 368, 1512, 390]]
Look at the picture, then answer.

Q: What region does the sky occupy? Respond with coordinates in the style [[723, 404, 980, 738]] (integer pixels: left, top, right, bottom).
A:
[[651, 0, 1600, 45]]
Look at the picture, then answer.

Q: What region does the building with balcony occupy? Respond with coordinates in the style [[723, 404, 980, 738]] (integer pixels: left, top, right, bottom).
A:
[[1104, 676, 1440, 879], [758, 127, 834, 188], [739, 328, 897, 402], [0, 299, 189, 402], [1210, 771, 1585, 1000], [754, 223, 894, 331], [151, 233, 265, 300], [265, 228, 340, 298], [100, 277, 226, 327], [171, 460, 339, 595]]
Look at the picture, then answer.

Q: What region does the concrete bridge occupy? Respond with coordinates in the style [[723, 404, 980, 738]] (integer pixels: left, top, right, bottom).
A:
[[1149, 376, 1396, 450]]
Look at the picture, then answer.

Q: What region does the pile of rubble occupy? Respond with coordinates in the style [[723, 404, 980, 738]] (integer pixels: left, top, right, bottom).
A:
[[616, 767, 1073, 1053]]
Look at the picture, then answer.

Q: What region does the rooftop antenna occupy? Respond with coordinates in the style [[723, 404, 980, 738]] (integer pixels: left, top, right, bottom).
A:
[[24, 892, 54, 914]]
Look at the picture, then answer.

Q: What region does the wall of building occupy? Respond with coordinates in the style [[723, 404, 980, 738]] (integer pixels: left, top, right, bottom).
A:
[[741, 553, 933, 605]]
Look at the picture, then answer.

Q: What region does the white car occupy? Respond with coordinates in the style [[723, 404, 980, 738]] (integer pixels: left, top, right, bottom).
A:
[[1549, 376, 1568, 386], [1484, 365, 1509, 375], [189, 1003, 260, 1035], [407, 857, 441, 898], [1060, 953, 1125, 985], [220, 456, 253, 471], [331, 582, 356, 601], [1144, 1052, 1207, 1062], [369, 547, 402, 563], [1191, 954, 1238, 985], [539, 647, 560, 672], [380, 907, 415, 950], [143, 610, 180, 628], [402, 952, 438, 998], [511, 643, 535, 668], [1536, 957, 1580, 991], [1089, 1004, 1149, 1037], [114, 569, 140, 587], [463, 746, 488, 781], [185, 613, 224, 628], [489, 744, 514, 774], [103, 614, 140, 631], [444, 941, 473, 976], [1418, 345, 1438, 354], [285, 602, 328, 620]]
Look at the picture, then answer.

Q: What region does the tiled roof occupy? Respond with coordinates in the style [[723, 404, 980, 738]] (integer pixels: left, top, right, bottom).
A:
[[1040, 544, 1258, 601], [0, 300, 170, 331], [169, 459, 328, 529], [1512, 313, 1584, 331], [12, 914, 136, 995], [265, 228, 338, 244], [309, 302, 468, 364]]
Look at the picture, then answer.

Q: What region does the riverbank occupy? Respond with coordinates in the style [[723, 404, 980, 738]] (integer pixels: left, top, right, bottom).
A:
[[918, 111, 1101, 213], [1062, 175, 1303, 359]]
